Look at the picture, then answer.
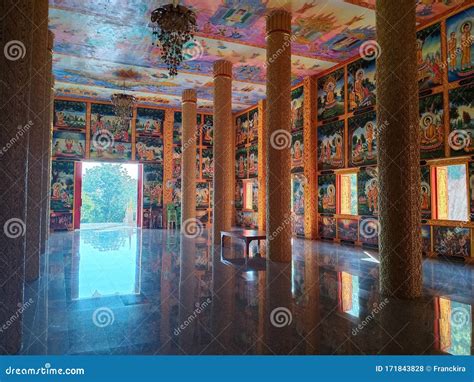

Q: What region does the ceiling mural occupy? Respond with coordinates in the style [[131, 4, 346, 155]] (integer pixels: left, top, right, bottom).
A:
[[49, 0, 467, 110]]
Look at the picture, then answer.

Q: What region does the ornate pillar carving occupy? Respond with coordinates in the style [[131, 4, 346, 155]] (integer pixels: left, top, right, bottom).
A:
[[257, 99, 266, 231]]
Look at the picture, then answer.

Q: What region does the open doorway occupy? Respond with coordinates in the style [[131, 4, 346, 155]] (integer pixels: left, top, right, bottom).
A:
[[80, 162, 139, 230]]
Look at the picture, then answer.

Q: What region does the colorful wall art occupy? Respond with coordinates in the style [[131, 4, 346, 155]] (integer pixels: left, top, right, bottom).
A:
[[317, 68, 345, 122], [52, 130, 86, 159], [53, 100, 87, 130], [196, 182, 210, 209], [143, 164, 163, 209], [292, 174, 306, 216], [422, 225, 432, 254], [433, 226, 471, 257], [319, 215, 336, 240], [347, 58, 376, 112], [419, 92, 445, 159], [421, 166, 432, 220], [201, 115, 214, 146], [136, 137, 163, 162], [348, 111, 377, 167], [50, 160, 75, 212], [201, 148, 213, 179], [50, 211, 74, 231], [248, 145, 258, 178], [291, 130, 304, 173], [417, 23, 443, 90], [318, 174, 336, 214], [357, 167, 378, 216], [449, 84, 474, 156], [337, 218, 359, 242], [236, 113, 248, 146], [248, 108, 258, 143], [317, 120, 345, 170], [236, 147, 247, 179], [173, 112, 182, 145], [291, 86, 304, 132], [135, 108, 164, 136]]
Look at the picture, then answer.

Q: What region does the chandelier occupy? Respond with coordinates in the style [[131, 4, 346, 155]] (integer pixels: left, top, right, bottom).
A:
[[111, 93, 136, 126], [150, 1, 197, 77]]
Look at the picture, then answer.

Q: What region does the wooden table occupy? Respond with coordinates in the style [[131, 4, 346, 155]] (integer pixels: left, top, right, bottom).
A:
[[220, 229, 266, 263]]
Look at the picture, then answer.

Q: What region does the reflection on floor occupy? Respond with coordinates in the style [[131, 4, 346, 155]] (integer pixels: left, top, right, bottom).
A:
[[22, 227, 474, 355]]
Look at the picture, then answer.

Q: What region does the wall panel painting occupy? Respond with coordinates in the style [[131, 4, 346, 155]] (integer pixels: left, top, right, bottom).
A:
[[449, 84, 474, 156], [291, 130, 304, 173], [50, 211, 74, 232], [252, 180, 258, 211], [359, 217, 379, 246], [417, 23, 443, 91], [196, 182, 210, 209], [433, 226, 471, 257], [318, 174, 336, 214], [291, 86, 304, 131], [173, 111, 182, 145], [89, 140, 132, 160], [52, 130, 86, 159], [248, 145, 258, 178], [235, 180, 243, 210], [347, 58, 376, 112], [171, 178, 181, 206], [202, 115, 214, 146], [136, 137, 163, 162], [248, 108, 259, 142], [469, 162, 474, 221], [421, 166, 432, 220], [201, 148, 213, 179], [357, 167, 378, 216], [317, 120, 345, 170], [142, 209, 163, 229], [90, 103, 131, 142], [337, 218, 358, 242], [292, 174, 306, 216], [419, 92, 444, 159], [319, 215, 336, 239], [50, 160, 75, 212], [53, 100, 86, 130], [236, 147, 247, 179], [446, 7, 474, 83], [143, 164, 163, 209], [135, 108, 164, 136], [236, 113, 248, 146], [292, 214, 305, 237], [348, 111, 377, 167], [317, 68, 345, 122]]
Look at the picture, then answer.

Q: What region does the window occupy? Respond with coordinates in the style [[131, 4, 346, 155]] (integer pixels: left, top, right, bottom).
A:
[[339, 173, 358, 215], [243, 179, 253, 211], [435, 164, 468, 221]]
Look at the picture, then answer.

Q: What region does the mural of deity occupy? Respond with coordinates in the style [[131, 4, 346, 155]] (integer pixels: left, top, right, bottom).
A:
[[54, 100, 87, 130], [248, 145, 258, 178], [337, 219, 359, 242], [196, 182, 210, 209], [236, 148, 247, 179], [202, 115, 214, 145], [348, 111, 377, 167], [446, 8, 473, 83], [358, 167, 378, 216], [236, 114, 248, 146], [318, 69, 345, 121], [248, 108, 258, 142], [135, 108, 164, 136], [419, 92, 444, 159], [292, 174, 306, 215], [52, 131, 86, 160], [201, 148, 214, 179], [291, 130, 304, 173], [448, 84, 474, 156], [318, 215, 336, 239], [318, 174, 336, 214], [50, 160, 75, 212], [421, 166, 432, 220], [416, 23, 443, 90], [348, 58, 376, 112], [136, 137, 163, 162], [317, 120, 345, 170], [434, 226, 471, 257], [291, 86, 304, 131], [235, 181, 244, 209]]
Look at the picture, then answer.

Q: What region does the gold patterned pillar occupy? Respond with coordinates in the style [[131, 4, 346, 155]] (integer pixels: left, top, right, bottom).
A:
[[377, 0, 422, 298], [266, 9, 292, 262], [303, 76, 318, 239], [181, 90, 197, 227], [257, 99, 266, 231], [163, 109, 175, 226], [212, 60, 233, 244]]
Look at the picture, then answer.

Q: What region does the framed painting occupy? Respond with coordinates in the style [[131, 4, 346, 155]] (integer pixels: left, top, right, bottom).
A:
[[50, 160, 75, 212], [143, 164, 163, 209], [292, 173, 305, 215], [89, 140, 132, 161], [50, 211, 74, 232], [201, 147, 213, 179], [235, 180, 243, 210], [291, 86, 304, 131], [136, 137, 163, 162], [202, 115, 213, 146], [337, 218, 359, 242], [318, 174, 336, 214], [53, 100, 86, 130], [421, 166, 432, 220], [136, 108, 164, 136], [347, 58, 376, 112], [292, 214, 305, 237], [318, 215, 336, 239], [196, 182, 210, 209], [52, 130, 86, 160], [348, 111, 377, 167], [90, 103, 131, 143], [248, 145, 258, 178], [357, 167, 378, 216], [433, 226, 470, 257], [419, 92, 444, 159], [448, 84, 474, 156], [291, 130, 304, 173], [421, 225, 432, 254], [317, 68, 345, 122], [236, 113, 248, 146], [417, 23, 443, 91], [248, 108, 259, 143], [317, 120, 345, 170], [236, 147, 247, 179]]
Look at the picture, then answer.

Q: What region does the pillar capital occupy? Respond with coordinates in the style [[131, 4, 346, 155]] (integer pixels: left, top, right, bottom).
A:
[[213, 60, 233, 78], [266, 9, 291, 35], [182, 89, 197, 103], [48, 30, 54, 52]]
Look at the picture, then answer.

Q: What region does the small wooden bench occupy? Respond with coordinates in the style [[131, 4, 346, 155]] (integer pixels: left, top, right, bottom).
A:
[[221, 229, 266, 263]]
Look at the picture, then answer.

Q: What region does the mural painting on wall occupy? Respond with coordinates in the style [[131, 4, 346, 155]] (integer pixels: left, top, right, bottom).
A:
[[171, 178, 181, 206], [248, 108, 259, 142], [201, 148, 213, 179], [317, 120, 344, 170], [337, 218, 359, 242], [252, 180, 258, 210], [236, 113, 248, 146], [172, 146, 182, 179], [248, 145, 258, 178], [349, 111, 377, 167], [291, 86, 304, 131], [449, 84, 474, 156], [54, 100, 87, 130], [143, 164, 163, 209], [50, 160, 74, 212], [318, 215, 336, 240], [357, 167, 378, 216], [347, 58, 376, 112], [359, 216, 379, 246], [136, 137, 163, 162], [235, 180, 243, 209], [52, 131, 86, 159], [196, 182, 210, 209], [318, 174, 336, 214], [292, 214, 305, 237], [422, 225, 431, 254], [470, 162, 474, 220], [236, 147, 247, 179], [292, 174, 306, 216], [90, 104, 132, 160], [419, 92, 444, 159], [421, 166, 432, 220], [446, 7, 473, 83], [417, 23, 443, 91], [291, 130, 304, 173], [50, 212, 73, 232], [173, 112, 182, 145], [143, 210, 162, 229], [135, 108, 164, 136], [433, 226, 471, 257], [317, 68, 345, 122], [202, 115, 214, 146]]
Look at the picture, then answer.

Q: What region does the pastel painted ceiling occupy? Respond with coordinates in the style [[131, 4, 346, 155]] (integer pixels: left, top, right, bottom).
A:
[[50, 0, 465, 111]]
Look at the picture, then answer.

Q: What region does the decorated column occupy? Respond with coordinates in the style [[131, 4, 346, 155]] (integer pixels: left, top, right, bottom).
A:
[[212, 60, 233, 244], [180, 89, 197, 228], [376, 0, 422, 298], [265, 9, 292, 262]]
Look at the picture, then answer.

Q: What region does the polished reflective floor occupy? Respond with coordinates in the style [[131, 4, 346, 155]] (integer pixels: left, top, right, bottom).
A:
[[22, 227, 473, 355]]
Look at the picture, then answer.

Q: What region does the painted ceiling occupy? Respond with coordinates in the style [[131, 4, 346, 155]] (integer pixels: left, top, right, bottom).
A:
[[50, 0, 466, 111]]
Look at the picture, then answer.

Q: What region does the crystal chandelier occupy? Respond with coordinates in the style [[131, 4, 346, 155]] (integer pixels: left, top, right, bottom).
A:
[[111, 93, 136, 126], [150, 0, 197, 77]]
